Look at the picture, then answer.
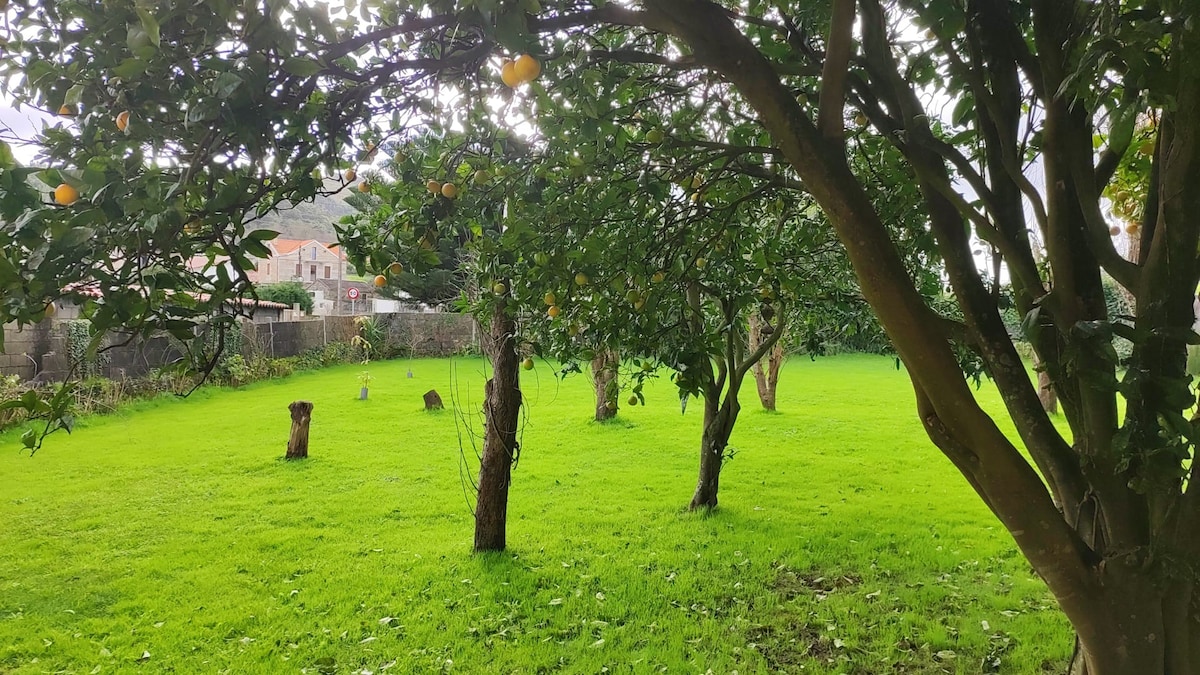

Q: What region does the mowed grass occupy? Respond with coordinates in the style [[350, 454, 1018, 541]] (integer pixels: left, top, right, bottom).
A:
[[0, 354, 1072, 674]]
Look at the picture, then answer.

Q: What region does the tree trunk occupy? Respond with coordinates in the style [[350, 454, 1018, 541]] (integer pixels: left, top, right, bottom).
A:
[[638, 3, 1200, 673], [286, 400, 312, 459], [1037, 369, 1057, 415], [1063, 574, 1200, 675], [474, 300, 521, 553], [1031, 352, 1058, 415], [591, 347, 619, 421], [749, 313, 784, 411], [689, 383, 739, 511]]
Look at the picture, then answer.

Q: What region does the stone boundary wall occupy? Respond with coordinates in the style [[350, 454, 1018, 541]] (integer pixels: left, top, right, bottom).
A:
[[1, 312, 479, 382]]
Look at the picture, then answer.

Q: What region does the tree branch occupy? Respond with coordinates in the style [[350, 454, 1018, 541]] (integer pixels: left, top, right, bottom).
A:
[[817, 0, 856, 142]]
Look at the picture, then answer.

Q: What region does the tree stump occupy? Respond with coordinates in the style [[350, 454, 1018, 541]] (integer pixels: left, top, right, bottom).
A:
[[423, 389, 444, 410], [286, 400, 313, 459]]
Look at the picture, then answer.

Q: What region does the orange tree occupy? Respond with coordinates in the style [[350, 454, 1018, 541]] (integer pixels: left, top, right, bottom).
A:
[[2, 2, 1197, 670], [335, 61, 931, 532]]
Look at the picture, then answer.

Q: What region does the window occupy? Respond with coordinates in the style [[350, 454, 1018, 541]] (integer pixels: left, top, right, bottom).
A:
[[324, 265, 331, 279], [309, 264, 317, 281], [311, 247, 317, 260], [266, 263, 271, 276], [294, 263, 301, 278]]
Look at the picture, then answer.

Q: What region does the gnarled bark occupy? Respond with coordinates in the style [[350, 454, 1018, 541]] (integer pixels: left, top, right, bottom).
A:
[[748, 313, 784, 411], [591, 347, 619, 421], [474, 299, 521, 553], [690, 381, 737, 510]]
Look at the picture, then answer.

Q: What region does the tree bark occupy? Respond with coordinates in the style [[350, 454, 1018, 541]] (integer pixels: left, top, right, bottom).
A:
[[690, 384, 737, 511], [749, 313, 784, 411], [1031, 352, 1058, 415], [474, 299, 521, 553], [591, 347, 619, 421], [286, 400, 312, 460]]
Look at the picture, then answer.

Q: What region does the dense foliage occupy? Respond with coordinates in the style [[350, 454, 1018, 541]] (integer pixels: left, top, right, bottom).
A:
[[255, 281, 314, 314]]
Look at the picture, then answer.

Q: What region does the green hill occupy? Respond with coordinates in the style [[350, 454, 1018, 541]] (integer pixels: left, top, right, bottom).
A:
[[252, 180, 360, 243]]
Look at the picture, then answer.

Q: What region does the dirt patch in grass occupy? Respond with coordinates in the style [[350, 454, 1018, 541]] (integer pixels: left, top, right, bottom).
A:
[[771, 562, 862, 600], [745, 620, 831, 670]]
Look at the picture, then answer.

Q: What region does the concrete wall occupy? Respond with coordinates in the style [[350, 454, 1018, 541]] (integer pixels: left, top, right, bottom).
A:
[[1, 312, 479, 382]]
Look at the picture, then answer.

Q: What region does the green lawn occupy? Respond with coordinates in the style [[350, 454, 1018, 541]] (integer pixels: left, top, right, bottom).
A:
[[0, 354, 1071, 674]]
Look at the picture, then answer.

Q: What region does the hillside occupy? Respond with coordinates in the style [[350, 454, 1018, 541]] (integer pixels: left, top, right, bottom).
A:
[[251, 180, 361, 243]]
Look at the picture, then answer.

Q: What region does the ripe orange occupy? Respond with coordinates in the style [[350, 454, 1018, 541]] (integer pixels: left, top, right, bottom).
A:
[[441, 183, 458, 199], [115, 110, 130, 131], [373, 274, 387, 288], [54, 183, 79, 206], [547, 305, 560, 319], [358, 181, 370, 193], [344, 168, 357, 182], [513, 54, 541, 83], [388, 262, 403, 275], [500, 60, 520, 88], [58, 104, 75, 116], [1126, 222, 1141, 235], [426, 179, 441, 194]]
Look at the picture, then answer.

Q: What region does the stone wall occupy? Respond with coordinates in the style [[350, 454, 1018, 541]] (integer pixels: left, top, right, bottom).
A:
[[1, 312, 479, 382]]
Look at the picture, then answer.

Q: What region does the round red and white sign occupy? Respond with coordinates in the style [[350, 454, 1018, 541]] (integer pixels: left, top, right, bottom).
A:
[[347, 287, 360, 300]]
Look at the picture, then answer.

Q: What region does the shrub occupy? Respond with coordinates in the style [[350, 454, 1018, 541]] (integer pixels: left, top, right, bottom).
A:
[[256, 282, 314, 314]]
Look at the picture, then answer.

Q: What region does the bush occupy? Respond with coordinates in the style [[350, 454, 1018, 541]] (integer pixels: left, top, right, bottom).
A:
[[256, 282, 314, 314]]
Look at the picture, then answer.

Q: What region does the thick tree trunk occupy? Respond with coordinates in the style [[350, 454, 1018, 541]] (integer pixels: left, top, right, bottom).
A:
[[1065, 574, 1200, 675], [690, 383, 739, 511], [286, 400, 312, 459], [637, 4, 1200, 674], [749, 314, 784, 411], [474, 300, 521, 553], [591, 348, 619, 421]]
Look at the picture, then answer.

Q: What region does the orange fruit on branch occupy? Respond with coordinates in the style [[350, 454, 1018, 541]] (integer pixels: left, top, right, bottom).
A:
[[54, 183, 79, 205], [514, 54, 541, 83]]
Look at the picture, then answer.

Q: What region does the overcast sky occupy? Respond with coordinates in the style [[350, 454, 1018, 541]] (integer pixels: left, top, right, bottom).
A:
[[0, 104, 52, 164]]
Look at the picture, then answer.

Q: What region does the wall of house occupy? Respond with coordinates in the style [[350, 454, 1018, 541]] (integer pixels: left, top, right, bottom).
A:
[[276, 244, 346, 284]]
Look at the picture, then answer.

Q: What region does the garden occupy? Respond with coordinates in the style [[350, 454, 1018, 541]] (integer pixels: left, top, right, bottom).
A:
[[2, 356, 1071, 673]]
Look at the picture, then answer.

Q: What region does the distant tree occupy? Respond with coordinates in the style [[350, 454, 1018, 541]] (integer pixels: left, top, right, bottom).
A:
[[256, 282, 313, 314], [339, 144, 470, 308]]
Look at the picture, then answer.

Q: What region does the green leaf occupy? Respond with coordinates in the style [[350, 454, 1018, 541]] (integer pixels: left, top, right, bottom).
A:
[[248, 229, 280, 241], [212, 72, 243, 99], [113, 58, 149, 79], [135, 9, 161, 48], [59, 227, 96, 249], [283, 57, 323, 77], [63, 84, 86, 107]]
